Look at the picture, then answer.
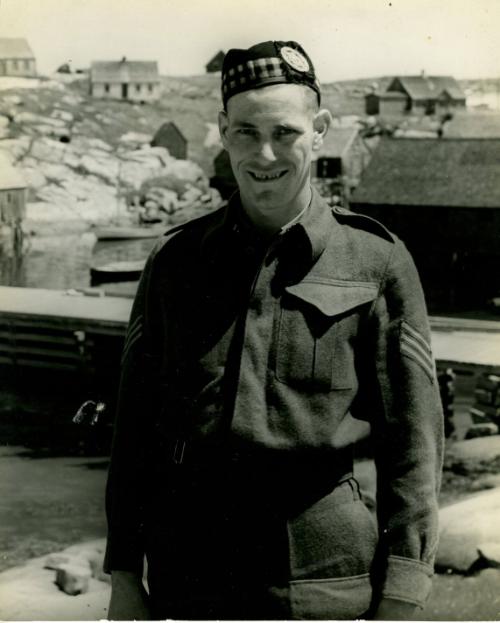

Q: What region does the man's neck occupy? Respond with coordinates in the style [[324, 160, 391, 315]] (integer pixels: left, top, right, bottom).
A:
[[240, 185, 312, 235]]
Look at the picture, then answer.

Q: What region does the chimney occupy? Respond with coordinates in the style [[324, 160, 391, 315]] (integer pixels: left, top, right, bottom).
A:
[[121, 56, 127, 63]]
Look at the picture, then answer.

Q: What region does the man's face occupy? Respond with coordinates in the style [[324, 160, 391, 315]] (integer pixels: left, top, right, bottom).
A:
[[219, 84, 327, 227]]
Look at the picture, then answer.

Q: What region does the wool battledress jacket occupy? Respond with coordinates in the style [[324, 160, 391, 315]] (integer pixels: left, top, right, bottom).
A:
[[104, 189, 444, 619]]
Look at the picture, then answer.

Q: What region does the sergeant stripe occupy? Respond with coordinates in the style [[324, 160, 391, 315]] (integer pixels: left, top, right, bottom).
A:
[[400, 320, 435, 382], [126, 314, 143, 338], [401, 332, 434, 369], [401, 340, 435, 382], [402, 320, 432, 354], [121, 315, 143, 364]]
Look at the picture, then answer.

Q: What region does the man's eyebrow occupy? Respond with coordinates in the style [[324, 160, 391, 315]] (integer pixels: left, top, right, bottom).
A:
[[232, 121, 257, 128]]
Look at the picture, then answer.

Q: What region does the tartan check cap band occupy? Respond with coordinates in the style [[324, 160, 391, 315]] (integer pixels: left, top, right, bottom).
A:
[[221, 40, 321, 108]]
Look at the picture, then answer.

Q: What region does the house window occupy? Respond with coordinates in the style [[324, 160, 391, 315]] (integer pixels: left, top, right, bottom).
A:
[[13, 60, 18, 70], [24, 60, 30, 69], [148, 84, 153, 93], [6, 192, 11, 203], [104, 83, 110, 93], [136, 84, 141, 92], [317, 157, 342, 179]]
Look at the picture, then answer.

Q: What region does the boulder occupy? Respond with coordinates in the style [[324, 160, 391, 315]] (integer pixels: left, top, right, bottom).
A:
[[450, 436, 500, 462], [30, 137, 67, 163], [464, 422, 499, 439], [167, 158, 205, 184], [0, 137, 31, 160], [14, 112, 66, 127], [43, 553, 73, 570], [51, 109, 74, 123], [145, 187, 178, 213], [87, 550, 109, 583], [120, 131, 152, 144], [437, 487, 500, 572], [79, 154, 119, 184], [2, 94, 22, 106], [20, 165, 47, 191], [61, 93, 84, 106], [70, 136, 112, 153], [55, 563, 92, 596]]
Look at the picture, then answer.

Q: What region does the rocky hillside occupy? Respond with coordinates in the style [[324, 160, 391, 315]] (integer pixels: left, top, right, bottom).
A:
[[0, 74, 224, 234]]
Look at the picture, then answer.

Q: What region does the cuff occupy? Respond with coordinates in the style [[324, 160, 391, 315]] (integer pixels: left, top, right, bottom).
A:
[[381, 555, 434, 608], [103, 533, 145, 576]]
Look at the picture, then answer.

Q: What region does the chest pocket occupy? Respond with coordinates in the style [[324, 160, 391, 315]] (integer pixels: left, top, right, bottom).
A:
[[274, 279, 378, 391]]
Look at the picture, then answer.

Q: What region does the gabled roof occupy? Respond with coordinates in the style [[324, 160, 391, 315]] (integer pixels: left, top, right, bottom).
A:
[[377, 91, 407, 100], [312, 127, 359, 160], [0, 153, 26, 190], [388, 76, 466, 101], [154, 121, 185, 139], [351, 137, 500, 208], [206, 50, 225, 71], [0, 38, 35, 60], [90, 60, 159, 83]]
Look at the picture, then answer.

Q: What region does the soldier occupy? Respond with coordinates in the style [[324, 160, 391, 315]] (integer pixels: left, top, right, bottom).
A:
[[105, 40, 444, 620]]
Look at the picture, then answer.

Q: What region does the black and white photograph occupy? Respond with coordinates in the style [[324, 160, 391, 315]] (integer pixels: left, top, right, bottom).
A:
[[0, 0, 499, 619]]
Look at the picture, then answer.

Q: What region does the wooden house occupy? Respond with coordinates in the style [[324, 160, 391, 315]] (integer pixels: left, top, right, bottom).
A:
[[0, 38, 36, 77], [90, 58, 160, 102], [366, 75, 466, 117], [206, 51, 225, 73], [151, 122, 187, 159], [0, 154, 26, 226], [350, 138, 500, 310], [311, 127, 372, 192]]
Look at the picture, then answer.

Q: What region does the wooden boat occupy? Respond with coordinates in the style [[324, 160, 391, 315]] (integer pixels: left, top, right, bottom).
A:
[[93, 224, 167, 241], [90, 259, 146, 285]]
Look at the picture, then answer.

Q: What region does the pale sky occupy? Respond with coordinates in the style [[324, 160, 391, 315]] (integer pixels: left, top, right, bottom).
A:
[[0, 0, 499, 81]]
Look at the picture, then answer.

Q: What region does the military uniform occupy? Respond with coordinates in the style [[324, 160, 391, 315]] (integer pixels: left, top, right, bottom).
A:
[[104, 189, 444, 619]]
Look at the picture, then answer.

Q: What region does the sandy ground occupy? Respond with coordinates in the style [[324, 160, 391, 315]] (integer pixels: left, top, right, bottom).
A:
[[0, 540, 110, 621]]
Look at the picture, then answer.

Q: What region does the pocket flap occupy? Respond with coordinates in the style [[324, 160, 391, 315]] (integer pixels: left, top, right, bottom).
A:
[[285, 280, 378, 317]]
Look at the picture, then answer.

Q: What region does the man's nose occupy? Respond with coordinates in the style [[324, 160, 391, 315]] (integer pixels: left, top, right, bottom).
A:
[[256, 140, 277, 163]]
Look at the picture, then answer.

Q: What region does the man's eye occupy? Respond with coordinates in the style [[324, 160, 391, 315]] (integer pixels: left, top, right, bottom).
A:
[[236, 129, 256, 137], [275, 128, 297, 138]]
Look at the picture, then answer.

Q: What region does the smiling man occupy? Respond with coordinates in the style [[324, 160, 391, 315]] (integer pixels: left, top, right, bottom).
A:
[[104, 41, 443, 620]]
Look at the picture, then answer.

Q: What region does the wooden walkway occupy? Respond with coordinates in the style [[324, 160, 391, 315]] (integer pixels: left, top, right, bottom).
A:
[[0, 286, 499, 373], [0, 287, 131, 373]]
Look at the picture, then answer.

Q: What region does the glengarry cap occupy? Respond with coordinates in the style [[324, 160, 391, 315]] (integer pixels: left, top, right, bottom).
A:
[[221, 40, 321, 109]]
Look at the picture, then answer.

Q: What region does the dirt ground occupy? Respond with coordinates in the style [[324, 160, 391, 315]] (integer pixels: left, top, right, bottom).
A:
[[0, 445, 107, 573]]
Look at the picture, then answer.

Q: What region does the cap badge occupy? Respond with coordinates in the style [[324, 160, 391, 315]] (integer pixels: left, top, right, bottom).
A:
[[279, 46, 310, 72]]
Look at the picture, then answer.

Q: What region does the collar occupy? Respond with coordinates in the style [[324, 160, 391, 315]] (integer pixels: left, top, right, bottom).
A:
[[200, 187, 337, 267]]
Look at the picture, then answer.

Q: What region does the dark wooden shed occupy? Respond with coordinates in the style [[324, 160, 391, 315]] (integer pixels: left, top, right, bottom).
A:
[[151, 122, 187, 159], [350, 137, 500, 311], [210, 149, 237, 199]]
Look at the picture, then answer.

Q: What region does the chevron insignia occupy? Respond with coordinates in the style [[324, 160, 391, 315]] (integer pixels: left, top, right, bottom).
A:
[[400, 320, 435, 382], [121, 314, 143, 364]]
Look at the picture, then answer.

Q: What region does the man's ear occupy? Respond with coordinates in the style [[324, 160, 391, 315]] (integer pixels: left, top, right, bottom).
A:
[[218, 110, 229, 149], [312, 108, 332, 151]]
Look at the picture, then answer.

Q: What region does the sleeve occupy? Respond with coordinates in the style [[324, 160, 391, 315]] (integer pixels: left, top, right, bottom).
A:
[[103, 246, 162, 575], [368, 238, 444, 608]]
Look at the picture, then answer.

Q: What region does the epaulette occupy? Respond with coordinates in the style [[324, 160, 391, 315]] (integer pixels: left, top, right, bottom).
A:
[[161, 203, 227, 239], [331, 205, 396, 244]]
